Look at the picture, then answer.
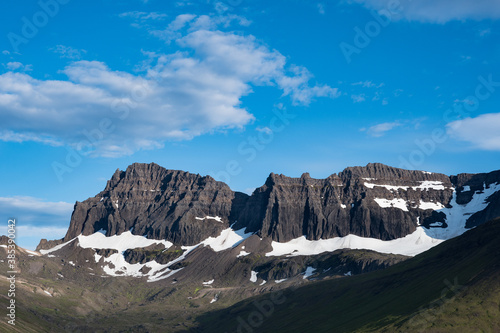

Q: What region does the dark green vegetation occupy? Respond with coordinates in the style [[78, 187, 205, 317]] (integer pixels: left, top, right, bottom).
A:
[[2, 218, 500, 332], [0, 244, 405, 332], [192, 218, 500, 332]]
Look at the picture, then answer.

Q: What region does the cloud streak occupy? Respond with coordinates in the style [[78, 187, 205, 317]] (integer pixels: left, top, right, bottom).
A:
[[447, 113, 500, 150], [0, 14, 338, 157], [353, 0, 500, 23], [366, 121, 401, 137], [0, 196, 73, 218], [50, 45, 87, 59]]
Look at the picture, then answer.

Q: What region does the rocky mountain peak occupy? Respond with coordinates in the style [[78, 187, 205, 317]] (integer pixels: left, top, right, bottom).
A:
[[39, 163, 500, 253]]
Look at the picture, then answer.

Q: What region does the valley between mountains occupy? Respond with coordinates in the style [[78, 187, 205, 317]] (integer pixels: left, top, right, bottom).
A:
[[2, 162, 500, 332]]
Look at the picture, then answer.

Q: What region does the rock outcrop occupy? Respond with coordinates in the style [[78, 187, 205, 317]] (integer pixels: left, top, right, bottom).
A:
[[38, 162, 500, 250], [62, 163, 246, 245]]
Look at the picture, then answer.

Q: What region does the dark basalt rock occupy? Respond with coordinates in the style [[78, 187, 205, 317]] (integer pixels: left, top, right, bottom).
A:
[[123, 245, 185, 265], [39, 162, 500, 250], [235, 163, 456, 241], [36, 238, 65, 251], [0, 235, 10, 245], [62, 163, 247, 245], [253, 249, 409, 281], [95, 248, 118, 258]]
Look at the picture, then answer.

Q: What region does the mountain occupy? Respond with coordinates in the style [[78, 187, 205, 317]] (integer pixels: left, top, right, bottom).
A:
[[3, 218, 500, 332], [34, 162, 500, 283], [0, 236, 406, 332], [3, 162, 500, 332], [41, 162, 500, 244], [193, 217, 500, 332]]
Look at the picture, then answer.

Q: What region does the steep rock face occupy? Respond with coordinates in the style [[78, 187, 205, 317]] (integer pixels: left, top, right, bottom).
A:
[[235, 163, 458, 242], [63, 163, 248, 245], [43, 162, 500, 250], [451, 170, 500, 228]]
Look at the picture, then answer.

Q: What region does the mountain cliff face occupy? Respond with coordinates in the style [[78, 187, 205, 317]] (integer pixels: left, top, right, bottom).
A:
[[64, 163, 246, 245], [235, 165, 455, 242], [53, 162, 500, 248]]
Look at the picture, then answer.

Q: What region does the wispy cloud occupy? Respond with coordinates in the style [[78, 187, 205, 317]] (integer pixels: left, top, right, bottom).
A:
[[150, 13, 251, 43], [4, 62, 32, 72], [365, 121, 401, 137], [0, 224, 68, 250], [351, 94, 366, 103], [352, 0, 500, 23], [256, 126, 272, 134], [0, 196, 73, 217], [478, 28, 491, 37], [352, 80, 384, 88], [119, 11, 168, 20], [14, 225, 69, 238], [446, 113, 500, 150], [317, 3, 325, 15], [0, 131, 63, 147], [0, 196, 73, 248], [0, 14, 338, 157], [50, 45, 87, 60]]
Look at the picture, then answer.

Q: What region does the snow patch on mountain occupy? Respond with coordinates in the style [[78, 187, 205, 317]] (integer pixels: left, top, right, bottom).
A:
[[250, 270, 258, 283], [267, 182, 500, 257], [303, 266, 316, 279], [266, 227, 442, 257], [364, 180, 447, 191], [237, 250, 250, 257], [78, 231, 173, 252], [374, 198, 409, 211], [424, 182, 500, 240], [40, 226, 253, 282], [198, 227, 253, 252], [419, 200, 445, 210], [195, 216, 223, 223]]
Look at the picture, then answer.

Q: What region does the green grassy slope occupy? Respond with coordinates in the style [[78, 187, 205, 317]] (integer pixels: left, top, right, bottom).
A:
[[192, 218, 500, 332]]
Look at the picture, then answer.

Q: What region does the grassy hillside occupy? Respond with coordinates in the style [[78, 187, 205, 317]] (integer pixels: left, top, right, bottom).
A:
[[2, 219, 499, 332], [192, 218, 500, 332]]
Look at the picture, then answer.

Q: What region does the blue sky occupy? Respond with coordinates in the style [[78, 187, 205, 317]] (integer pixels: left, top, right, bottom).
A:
[[1, 0, 499, 249]]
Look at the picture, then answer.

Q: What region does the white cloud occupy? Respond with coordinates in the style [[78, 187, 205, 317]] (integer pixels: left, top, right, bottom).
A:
[[176, 1, 194, 7], [0, 14, 338, 157], [256, 126, 272, 134], [150, 13, 251, 43], [0, 224, 68, 250], [119, 11, 168, 20], [479, 28, 491, 37], [50, 45, 87, 60], [0, 131, 63, 146], [150, 14, 197, 42], [353, 0, 500, 23], [393, 89, 403, 97], [352, 80, 384, 88], [0, 196, 73, 247], [14, 225, 69, 238], [366, 121, 401, 137], [351, 94, 366, 103], [4, 62, 32, 72], [317, 3, 325, 15], [446, 113, 500, 150], [454, 98, 476, 106], [0, 196, 73, 216]]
